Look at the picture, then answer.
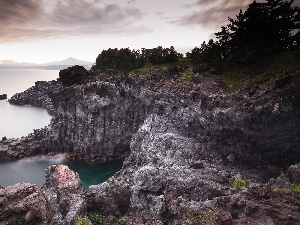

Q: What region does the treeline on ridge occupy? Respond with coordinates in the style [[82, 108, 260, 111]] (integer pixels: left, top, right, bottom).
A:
[[93, 0, 299, 76], [94, 46, 183, 73]]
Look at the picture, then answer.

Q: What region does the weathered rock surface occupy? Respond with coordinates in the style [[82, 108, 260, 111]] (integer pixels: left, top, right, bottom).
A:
[[42, 165, 86, 225], [0, 183, 50, 225], [3, 67, 300, 224]]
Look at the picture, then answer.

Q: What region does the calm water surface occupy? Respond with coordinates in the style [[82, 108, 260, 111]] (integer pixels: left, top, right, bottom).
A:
[[0, 69, 59, 138], [0, 154, 123, 189], [0, 69, 123, 188]]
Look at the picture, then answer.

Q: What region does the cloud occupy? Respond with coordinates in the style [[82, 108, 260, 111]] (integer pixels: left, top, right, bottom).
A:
[[177, 0, 300, 29], [0, 0, 146, 43], [0, 0, 44, 26]]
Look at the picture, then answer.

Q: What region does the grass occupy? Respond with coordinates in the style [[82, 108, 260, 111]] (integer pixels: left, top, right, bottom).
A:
[[179, 67, 194, 83], [231, 179, 247, 189], [211, 49, 300, 93]]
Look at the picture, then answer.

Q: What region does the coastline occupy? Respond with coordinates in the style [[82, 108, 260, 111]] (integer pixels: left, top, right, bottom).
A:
[[0, 66, 299, 224]]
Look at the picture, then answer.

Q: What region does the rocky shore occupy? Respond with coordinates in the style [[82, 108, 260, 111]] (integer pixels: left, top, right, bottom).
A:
[[0, 66, 300, 224]]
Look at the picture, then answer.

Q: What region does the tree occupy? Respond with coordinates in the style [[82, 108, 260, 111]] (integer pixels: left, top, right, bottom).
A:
[[215, 0, 300, 64]]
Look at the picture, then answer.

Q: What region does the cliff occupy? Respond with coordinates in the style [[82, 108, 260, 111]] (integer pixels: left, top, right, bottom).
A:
[[1, 66, 300, 224]]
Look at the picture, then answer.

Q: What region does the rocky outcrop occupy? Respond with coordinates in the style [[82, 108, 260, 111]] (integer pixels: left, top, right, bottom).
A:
[[0, 183, 50, 225], [42, 165, 87, 225], [0, 165, 86, 225], [59, 65, 90, 87], [0, 94, 7, 100], [4, 66, 300, 224], [9, 80, 63, 115]]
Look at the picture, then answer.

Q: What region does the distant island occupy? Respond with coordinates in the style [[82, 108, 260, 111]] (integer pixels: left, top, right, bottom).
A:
[[0, 57, 93, 70]]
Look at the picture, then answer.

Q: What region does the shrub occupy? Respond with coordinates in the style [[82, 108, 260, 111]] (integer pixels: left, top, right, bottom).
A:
[[89, 213, 106, 224], [290, 185, 300, 195], [7, 217, 23, 225], [117, 215, 128, 224], [75, 216, 89, 225], [231, 179, 247, 189]]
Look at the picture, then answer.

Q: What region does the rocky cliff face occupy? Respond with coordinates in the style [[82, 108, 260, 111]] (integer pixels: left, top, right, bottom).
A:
[[2, 66, 300, 224]]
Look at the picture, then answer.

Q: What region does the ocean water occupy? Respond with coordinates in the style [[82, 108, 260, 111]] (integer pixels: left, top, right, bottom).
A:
[[0, 154, 123, 189], [0, 69, 59, 138], [0, 69, 123, 188]]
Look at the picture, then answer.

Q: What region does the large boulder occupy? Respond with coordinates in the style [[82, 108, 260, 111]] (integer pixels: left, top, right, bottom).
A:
[[59, 65, 89, 87], [42, 165, 87, 225], [0, 183, 51, 225]]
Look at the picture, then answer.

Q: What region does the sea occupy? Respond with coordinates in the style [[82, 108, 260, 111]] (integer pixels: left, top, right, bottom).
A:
[[0, 69, 122, 189]]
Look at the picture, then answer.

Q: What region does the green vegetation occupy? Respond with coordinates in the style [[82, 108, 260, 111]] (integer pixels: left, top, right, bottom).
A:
[[7, 217, 23, 225], [93, 46, 182, 74], [90, 0, 299, 93], [296, 162, 300, 168], [117, 215, 128, 224], [75, 216, 89, 225], [0, 204, 7, 211], [231, 179, 247, 189], [273, 187, 280, 192], [290, 185, 300, 195], [179, 67, 194, 83], [89, 213, 106, 224], [188, 211, 219, 223]]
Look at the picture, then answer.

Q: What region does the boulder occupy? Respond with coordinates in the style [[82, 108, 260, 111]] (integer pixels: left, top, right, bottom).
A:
[[59, 65, 89, 87], [0, 183, 51, 225], [42, 165, 87, 225], [0, 94, 7, 100]]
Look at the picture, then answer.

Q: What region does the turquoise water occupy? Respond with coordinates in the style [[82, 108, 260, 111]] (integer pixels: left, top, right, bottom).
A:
[[0, 154, 123, 189]]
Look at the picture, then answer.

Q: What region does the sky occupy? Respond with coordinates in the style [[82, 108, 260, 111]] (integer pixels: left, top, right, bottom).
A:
[[0, 0, 298, 64]]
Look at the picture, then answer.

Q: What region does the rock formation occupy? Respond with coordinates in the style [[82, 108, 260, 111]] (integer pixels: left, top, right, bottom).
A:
[[0, 94, 7, 100], [1, 65, 300, 224], [43, 165, 87, 225], [0, 183, 50, 225]]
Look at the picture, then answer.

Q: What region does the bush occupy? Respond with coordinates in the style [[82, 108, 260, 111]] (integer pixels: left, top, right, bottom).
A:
[[75, 216, 89, 225], [117, 215, 128, 224], [231, 179, 247, 188], [89, 213, 106, 224], [290, 185, 300, 195]]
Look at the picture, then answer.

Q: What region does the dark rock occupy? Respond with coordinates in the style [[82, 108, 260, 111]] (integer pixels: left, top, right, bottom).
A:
[[274, 74, 293, 89], [59, 65, 89, 87], [0, 94, 7, 100]]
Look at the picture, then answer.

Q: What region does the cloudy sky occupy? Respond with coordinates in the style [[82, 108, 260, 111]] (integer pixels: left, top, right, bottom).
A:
[[0, 0, 296, 64]]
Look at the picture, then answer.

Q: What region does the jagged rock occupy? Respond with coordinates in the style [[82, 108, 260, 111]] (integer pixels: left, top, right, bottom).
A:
[[4, 68, 300, 224], [59, 65, 89, 87], [0, 183, 50, 225], [42, 165, 86, 225], [288, 164, 300, 185]]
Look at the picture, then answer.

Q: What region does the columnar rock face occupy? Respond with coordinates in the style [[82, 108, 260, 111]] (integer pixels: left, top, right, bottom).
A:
[[3, 66, 300, 224], [42, 165, 86, 225]]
